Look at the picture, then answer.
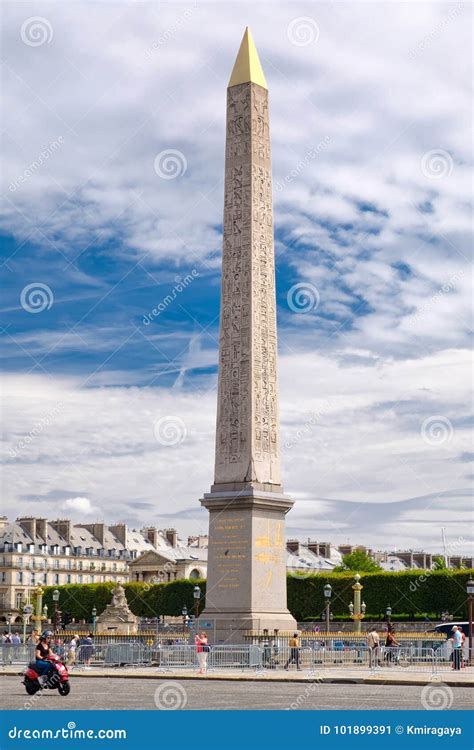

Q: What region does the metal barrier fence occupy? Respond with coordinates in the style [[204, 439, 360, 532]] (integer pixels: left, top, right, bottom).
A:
[[2, 641, 471, 675]]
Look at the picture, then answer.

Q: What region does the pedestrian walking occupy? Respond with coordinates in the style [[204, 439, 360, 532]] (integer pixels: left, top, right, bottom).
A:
[[67, 635, 79, 668], [2, 632, 12, 664], [451, 625, 462, 670], [195, 631, 209, 674], [284, 632, 302, 671], [11, 632, 21, 660], [367, 628, 380, 669]]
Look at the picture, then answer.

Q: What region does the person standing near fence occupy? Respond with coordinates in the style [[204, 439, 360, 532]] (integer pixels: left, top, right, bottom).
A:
[[195, 631, 209, 674], [451, 625, 462, 671], [81, 633, 94, 670], [367, 628, 380, 669], [384, 627, 399, 664], [284, 633, 302, 671]]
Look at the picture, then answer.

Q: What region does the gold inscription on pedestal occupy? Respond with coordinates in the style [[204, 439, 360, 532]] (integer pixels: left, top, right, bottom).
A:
[[214, 515, 247, 589]]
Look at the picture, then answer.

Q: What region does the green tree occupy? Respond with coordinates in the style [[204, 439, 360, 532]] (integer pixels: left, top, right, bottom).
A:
[[334, 549, 381, 573], [433, 555, 448, 570]]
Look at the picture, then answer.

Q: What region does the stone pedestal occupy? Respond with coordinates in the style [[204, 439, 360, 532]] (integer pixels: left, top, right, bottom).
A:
[[95, 584, 138, 635], [200, 488, 297, 643]]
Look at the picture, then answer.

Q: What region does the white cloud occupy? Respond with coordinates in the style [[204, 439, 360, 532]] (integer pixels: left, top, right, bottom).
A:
[[61, 496, 96, 516]]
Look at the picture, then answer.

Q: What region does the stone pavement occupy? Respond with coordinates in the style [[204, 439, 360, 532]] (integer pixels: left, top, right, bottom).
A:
[[1, 664, 472, 687]]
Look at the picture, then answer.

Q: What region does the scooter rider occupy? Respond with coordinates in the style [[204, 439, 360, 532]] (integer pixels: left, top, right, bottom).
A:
[[34, 631, 55, 685]]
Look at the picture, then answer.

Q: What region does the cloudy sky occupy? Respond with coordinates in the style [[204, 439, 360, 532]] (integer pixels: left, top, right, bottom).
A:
[[1, 1, 472, 554]]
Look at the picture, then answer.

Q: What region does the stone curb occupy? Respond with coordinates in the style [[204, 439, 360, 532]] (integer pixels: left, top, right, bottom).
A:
[[1, 668, 472, 688]]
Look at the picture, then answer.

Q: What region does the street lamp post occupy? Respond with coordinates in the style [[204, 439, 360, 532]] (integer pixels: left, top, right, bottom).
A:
[[467, 578, 474, 666], [193, 585, 201, 623], [349, 574, 365, 633], [92, 607, 97, 637], [181, 605, 188, 637], [22, 604, 33, 644], [7, 612, 13, 635], [42, 604, 48, 622], [323, 583, 332, 632], [52, 589, 60, 634]]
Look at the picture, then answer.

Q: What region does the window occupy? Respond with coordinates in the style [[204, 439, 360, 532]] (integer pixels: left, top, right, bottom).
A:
[[0, 572, 6, 583], [15, 592, 23, 609], [189, 568, 200, 579], [90, 575, 95, 584], [43, 574, 47, 585], [17, 557, 23, 567], [30, 573, 36, 586], [17, 572, 23, 584], [53, 559, 59, 569], [0, 592, 5, 608], [78, 575, 83, 584], [66, 574, 71, 584], [54, 574, 59, 585], [112, 563, 117, 572], [78, 561, 83, 571]]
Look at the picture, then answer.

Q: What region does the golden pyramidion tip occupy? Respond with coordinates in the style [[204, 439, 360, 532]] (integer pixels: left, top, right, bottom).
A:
[[228, 27, 267, 89]]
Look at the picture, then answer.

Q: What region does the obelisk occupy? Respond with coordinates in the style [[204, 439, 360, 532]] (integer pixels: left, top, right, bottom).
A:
[[200, 28, 297, 643]]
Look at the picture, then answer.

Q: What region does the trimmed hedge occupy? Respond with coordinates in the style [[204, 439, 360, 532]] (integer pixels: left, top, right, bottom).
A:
[[287, 569, 474, 621], [42, 580, 206, 621], [42, 569, 473, 621]]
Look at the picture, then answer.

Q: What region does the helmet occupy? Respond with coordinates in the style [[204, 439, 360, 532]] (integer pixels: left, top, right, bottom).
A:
[[41, 630, 53, 639]]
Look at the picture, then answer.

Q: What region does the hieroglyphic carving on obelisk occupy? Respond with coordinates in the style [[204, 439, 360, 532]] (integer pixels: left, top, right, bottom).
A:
[[214, 27, 281, 490]]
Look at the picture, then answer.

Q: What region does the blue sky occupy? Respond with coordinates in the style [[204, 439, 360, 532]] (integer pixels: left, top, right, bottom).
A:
[[1, 1, 472, 554]]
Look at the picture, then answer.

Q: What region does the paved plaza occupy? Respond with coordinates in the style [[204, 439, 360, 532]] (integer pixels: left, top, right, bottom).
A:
[[0, 675, 472, 711]]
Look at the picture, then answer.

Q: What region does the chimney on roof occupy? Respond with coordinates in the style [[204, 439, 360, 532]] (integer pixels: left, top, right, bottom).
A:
[[0, 516, 8, 530], [188, 535, 208, 549], [165, 529, 178, 548], [306, 540, 320, 556], [286, 539, 299, 555], [17, 517, 37, 540], [50, 519, 72, 543], [79, 523, 105, 546], [36, 518, 48, 541], [145, 528, 158, 547], [109, 523, 127, 548]]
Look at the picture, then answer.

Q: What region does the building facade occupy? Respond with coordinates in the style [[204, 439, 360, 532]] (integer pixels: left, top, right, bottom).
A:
[[0, 516, 155, 621]]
